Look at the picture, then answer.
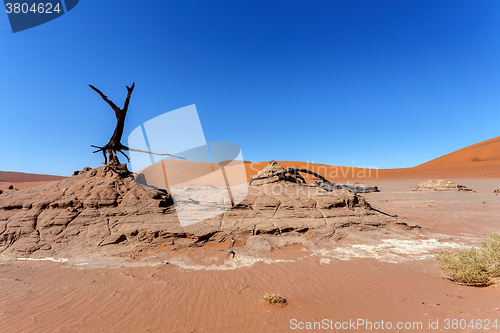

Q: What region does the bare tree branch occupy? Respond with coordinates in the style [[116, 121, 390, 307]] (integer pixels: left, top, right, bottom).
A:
[[89, 84, 120, 113], [125, 147, 185, 160]]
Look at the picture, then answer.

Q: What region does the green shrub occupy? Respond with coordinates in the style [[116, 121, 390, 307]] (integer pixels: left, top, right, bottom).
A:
[[436, 233, 500, 286]]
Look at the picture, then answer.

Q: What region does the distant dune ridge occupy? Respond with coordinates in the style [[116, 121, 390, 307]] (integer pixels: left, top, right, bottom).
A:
[[418, 136, 500, 167], [245, 135, 500, 180], [0, 171, 67, 191], [0, 171, 65, 183], [1, 135, 500, 187]]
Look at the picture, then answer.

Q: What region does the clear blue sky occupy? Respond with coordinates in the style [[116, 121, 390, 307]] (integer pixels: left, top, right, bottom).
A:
[[1, 0, 499, 176]]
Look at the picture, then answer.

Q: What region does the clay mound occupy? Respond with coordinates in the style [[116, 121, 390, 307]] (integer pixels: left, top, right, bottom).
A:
[[250, 160, 300, 185], [413, 179, 473, 192], [231, 183, 395, 238], [0, 162, 406, 259], [0, 163, 181, 258]]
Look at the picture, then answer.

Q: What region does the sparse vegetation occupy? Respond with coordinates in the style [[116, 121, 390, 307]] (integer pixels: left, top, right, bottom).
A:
[[436, 233, 500, 286], [262, 293, 287, 305]]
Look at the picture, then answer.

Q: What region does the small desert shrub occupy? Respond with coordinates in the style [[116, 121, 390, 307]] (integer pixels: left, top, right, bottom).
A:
[[436, 233, 500, 286], [262, 293, 286, 305]]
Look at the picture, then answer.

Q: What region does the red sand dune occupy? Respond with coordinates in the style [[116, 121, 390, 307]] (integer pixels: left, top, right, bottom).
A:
[[246, 135, 500, 181], [132, 134, 500, 188], [2, 135, 499, 191], [0, 171, 66, 191], [0, 171, 65, 183], [419, 136, 500, 167]]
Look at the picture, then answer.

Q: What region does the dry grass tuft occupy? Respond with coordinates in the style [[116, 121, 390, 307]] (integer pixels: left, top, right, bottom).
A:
[[436, 233, 500, 286], [262, 293, 287, 305]]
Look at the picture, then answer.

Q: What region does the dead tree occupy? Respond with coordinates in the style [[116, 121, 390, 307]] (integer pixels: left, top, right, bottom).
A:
[[249, 167, 379, 194], [89, 82, 184, 164]]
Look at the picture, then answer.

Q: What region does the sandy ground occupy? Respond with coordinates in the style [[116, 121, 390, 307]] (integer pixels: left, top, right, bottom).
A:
[[1, 178, 499, 332], [1, 254, 499, 333], [363, 178, 500, 240]]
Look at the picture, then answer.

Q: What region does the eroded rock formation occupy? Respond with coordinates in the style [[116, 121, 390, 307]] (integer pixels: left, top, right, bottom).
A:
[[0, 163, 178, 257], [0, 163, 402, 258]]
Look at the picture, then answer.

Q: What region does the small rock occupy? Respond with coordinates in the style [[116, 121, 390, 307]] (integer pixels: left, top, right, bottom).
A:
[[99, 234, 127, 246]]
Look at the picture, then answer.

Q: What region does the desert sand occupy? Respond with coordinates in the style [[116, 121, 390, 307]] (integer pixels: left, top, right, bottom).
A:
[[1, 136, 500, 332], [244, 136, 500, 181], [0, 171, 66, 191]]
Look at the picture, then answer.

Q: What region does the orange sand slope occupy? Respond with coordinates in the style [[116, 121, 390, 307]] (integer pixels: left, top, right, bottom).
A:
[[420, 136, 500, 167], [1, 135, 499, 189], [246, 135, 500, 180], [0, 171, 66, 191], [135, 134, 500, 186], [0, 171, 65, 183]]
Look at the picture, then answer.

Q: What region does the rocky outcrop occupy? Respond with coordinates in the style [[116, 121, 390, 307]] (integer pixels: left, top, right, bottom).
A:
[[413, 179, 473, 192], [0, 163, 399, 258], [0, 163, 178, 258]]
